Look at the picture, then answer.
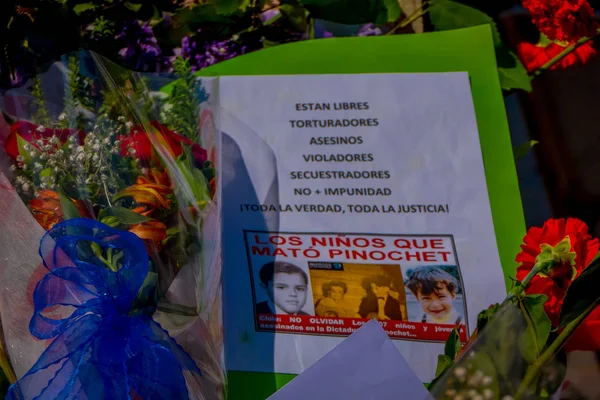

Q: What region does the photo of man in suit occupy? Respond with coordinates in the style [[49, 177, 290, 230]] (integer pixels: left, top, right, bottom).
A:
[[358, 275, 404, 321], [256, 261, 309, 315]]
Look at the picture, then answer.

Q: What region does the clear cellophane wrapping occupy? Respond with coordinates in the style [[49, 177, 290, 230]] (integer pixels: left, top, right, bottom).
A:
[[0, 51, 224, 399]]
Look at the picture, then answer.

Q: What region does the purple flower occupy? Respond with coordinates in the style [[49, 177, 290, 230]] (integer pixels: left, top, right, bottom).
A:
[[116, 20, 162, 70], [170, 31, 261, 72], [357, 23, 383, 36]]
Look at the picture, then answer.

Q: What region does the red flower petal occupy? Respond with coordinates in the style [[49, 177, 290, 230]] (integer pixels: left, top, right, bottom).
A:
[[515, 218, 599, 330], [565, 307, 600, 352], [522, 0, 598, 43], [517, 41, 597, 73], [554, 42, 597, 70], [517, 42, 554, 73], [527, 276, 567, 326], [3, 121, 84, 160], [119, 121, 208, 167], [120, 129, 154, 161]]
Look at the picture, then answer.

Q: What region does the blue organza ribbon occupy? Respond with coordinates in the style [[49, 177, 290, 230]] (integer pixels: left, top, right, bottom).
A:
[[7, 219, 201, 400]]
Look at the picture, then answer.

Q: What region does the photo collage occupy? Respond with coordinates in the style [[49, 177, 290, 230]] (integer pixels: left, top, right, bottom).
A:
[[246, 231, 467, 341], [253, 260, 465, 326]]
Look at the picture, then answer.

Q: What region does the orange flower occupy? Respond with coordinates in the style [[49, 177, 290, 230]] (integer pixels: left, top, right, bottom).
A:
[[131, 206, 153, 217], [129, 221, 168, 252], [30, 190, 93, 230], [209, 177, 216, 198], [119, 170, 174, 216], [114, 182, 172, 210], [30, 190, 64, 230], [137, 169, 172, 188]]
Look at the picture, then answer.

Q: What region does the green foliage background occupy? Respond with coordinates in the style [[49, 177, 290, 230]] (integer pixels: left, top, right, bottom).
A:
[[0, 0, 531, 92]]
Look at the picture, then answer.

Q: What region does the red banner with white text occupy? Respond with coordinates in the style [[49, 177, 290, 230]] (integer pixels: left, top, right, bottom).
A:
[[256, 314, 467, 342]]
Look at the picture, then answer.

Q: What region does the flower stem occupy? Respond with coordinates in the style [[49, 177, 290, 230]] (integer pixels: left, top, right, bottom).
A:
[[520, 263, 544, 290], [508, 262, 544, 301], [386, 2, 429, 35], [0, 340, 16, 384], [514, 308, 591, 399], [535, 31, 600, 76]]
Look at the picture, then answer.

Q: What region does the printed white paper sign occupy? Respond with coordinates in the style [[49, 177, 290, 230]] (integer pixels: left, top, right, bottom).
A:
[[219, 73, 505, 381]]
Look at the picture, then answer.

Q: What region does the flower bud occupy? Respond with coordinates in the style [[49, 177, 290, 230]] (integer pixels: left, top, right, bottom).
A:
[[101, 216, 121, 228]]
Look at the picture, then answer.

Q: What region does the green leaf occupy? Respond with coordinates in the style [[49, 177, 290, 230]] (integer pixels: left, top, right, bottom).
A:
[[498, 53, 533, 92], [477, 303, 500, 332], [39, 168, 53, 179], [430, 1, 532, 93], [434, 354, 453, 379], [100, 216, 121, 228], [280, 4, 308, 31], [591, 250, 600, 265], [176, 147, 211, 207], [57, 188, 81, 220], [262, 39, 281, 49], [176, 4, 236, 25], [429, 0, 501, 46], [166, 226, 179, 237], [132, 271, 158, 310], [16, 135, 33, 164], [214, 0, 252, 15], [301, 0, 388, 25], [157, 300, 199, 317], [517, 294, 552, 363], [444, 328, 461, 360], [377, 0, 402, 24], [0, 361, 10, 397], [514, 140, 539, 162], [101, 206, 150, 225], [538, 33, 553, 47], [73, 3, 97, 15], [559, 256, 600, 327], [124, 2, 142, 12], [152, 5, 161, 20]]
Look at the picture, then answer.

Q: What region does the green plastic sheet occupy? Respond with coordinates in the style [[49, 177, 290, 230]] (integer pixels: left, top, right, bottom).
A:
[[190, 25, 525, 399]]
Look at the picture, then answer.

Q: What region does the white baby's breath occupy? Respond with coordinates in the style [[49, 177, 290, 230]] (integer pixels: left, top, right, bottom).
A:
[[454, 367, 467, 380]]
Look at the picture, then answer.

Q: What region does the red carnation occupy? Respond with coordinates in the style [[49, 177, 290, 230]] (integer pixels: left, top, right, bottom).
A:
[[120, 121, 207, 167], [565, 307, 600, 352], [522, 0, 598, 43], [516, 218, 600, 326], [525, 276, 568, 326], [3, 121, 85, 160], [517, 41, 597, 73]]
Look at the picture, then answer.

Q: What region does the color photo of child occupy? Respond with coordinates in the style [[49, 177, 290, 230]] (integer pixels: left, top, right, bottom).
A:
[[405, 266, 464, 325]]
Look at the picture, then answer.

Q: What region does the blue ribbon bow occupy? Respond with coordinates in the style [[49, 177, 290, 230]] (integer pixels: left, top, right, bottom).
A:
[[7, 219, 201, 400]]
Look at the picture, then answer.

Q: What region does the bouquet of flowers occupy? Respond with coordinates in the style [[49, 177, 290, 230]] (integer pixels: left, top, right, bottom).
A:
[[429, 218, 600, 399], [0, 51, 222, 399]]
